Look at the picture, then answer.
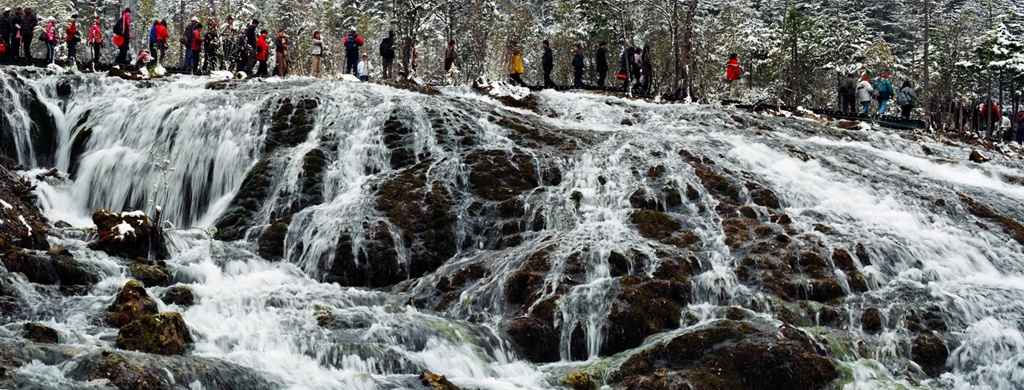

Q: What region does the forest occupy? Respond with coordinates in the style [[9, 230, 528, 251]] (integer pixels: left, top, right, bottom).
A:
[[6, 0, 1024, 124]]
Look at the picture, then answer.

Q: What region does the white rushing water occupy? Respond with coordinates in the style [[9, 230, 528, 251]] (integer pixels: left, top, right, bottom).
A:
[[1, 69, 1023, 389]]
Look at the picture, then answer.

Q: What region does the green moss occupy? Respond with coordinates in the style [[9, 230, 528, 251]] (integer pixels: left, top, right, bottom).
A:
[[257, 218, 291, 261], [214, 158, 274, 241], [629, 210, 681, 240]]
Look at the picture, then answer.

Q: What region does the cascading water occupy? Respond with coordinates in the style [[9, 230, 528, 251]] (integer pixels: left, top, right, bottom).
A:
[[1, 67, 1023, 389]]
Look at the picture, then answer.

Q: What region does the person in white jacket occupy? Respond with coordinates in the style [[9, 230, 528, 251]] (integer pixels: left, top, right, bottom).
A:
[[357, 52, 373, 81], [855, 77, 874, 115]]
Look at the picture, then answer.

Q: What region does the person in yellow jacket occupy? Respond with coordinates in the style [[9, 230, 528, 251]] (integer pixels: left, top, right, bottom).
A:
[[508, 41, 526, 86]]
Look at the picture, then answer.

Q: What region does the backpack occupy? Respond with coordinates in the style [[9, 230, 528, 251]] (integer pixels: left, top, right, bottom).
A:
[[180, 25, 193, 45], [345, 35, 359, 53], [875, 79, 893, 100], [379, 38, 391, 58]]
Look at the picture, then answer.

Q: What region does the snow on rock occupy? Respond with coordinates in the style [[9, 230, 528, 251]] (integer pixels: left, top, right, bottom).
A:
[[0, 198, 12, 210], [113, 221, 136, 241], [340, 74, 361, 83], [473, 76, 531, 101], [18, 215, 32, 236]]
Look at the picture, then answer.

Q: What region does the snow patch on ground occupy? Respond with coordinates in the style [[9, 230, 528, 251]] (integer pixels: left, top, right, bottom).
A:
[[474, 76, 530, 101], [0, 198, 11, 210], [121, 210, 147, 219]]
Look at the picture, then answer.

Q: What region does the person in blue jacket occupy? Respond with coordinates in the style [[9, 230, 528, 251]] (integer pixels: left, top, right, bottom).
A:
[[874, 73, 894, 116]]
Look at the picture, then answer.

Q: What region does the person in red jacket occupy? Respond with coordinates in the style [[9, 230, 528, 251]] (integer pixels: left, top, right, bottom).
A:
[[191, 23, 204, 70], [255, 29, 269, 77], [155, 20, 168, 63], [980, 98, 1001, 140], [66, 15, 78, 62], [726, 53, 742, 100]]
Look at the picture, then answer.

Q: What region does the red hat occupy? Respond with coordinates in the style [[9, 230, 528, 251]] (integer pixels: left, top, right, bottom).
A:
[[882, 73, 888, 78], [861, 77, 868, 81]]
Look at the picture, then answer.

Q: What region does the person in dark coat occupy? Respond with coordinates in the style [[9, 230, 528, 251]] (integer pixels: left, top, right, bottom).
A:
[[203, 19, 219, 71], [571, 44, 584, 88], [443, 39, 457, 72], [245, 19, 259, 74], [621, 47, 634, 91], [9, 8, 22, 58], [113, 7, 131, 65], [380, 31, 395, 79], [542, 40, 554, 88], [640, 46, 653, 94], [0, 8, 11, 57], [21, 8, 37, 59], [839, 73, 857, 113], [594, 41, 608, 88]]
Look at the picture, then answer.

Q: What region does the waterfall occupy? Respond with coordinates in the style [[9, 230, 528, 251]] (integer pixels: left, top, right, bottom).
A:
[[2, 68, 1024, 389]]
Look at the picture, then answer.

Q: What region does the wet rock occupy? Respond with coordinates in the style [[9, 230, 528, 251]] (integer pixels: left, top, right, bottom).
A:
[[611, 320, 837, 390], [563, 371, 596, 390], [960, 195, 1024, 245], [257, 217, 290, 261], [116, 312, 192, 355], [64, 349, 268, 389], [2, 249, 58, 284], [466, 149, 538, 201], [506, 315, 559, 363], [49, 245, 98, 287], [912, 331, 949, 377], [382, 116, 419, 169], [265, 98, 318, 152], [603, 275, 690, 355], [420, 371, 460, 390], [108, 280, 158, 328], [160, 286, 195, 307], [90, 209, 160, 260], [129, 259, 170, 287], [749, 187, 781, 209], [968, 149, 990, 163], [324, 222, 403, 287], [630, 210, 681, 240], [862, 308, 882, 334], [629, 188, 662, 211], [23, 323, 58, 343], [679, 151, 741, 204], [298, 148, 327, 207], [77, 350, 171, 389], [375, 163, 457, 280], [214, 157, 274, 241], [608, 251, 630, 277]]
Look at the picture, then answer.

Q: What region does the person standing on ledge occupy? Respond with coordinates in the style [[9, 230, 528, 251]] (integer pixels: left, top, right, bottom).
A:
[[572, 44, 584, 88], [594, 41, 608, 88], [508, 41, 526, 87], [726, 53, 742, 100]]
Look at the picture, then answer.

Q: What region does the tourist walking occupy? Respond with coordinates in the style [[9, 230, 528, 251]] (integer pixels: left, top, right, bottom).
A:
[[594, 42, 608, 88], [542, 40, 554, 88], [310, 31, 323, 78], [839, 73, 857, 113], [148, 20, 158, 56], [255, 29, 269, 77], [1016, 109, 1024, 145], [343, 29, 363, 74], [357, 53, 373, 81], [726, 53, 741, 99], [43, 17, 55, 63], [88, 17, 102, 65], [155, 20, 168, 63], [191, 23, 204, 71], [221, 16, 235, 71], [66, 15, 79, 62], [245, 19, 259, 74], [980, 99, 1000, 140], [856, 77, 874, 115], [379, 31, 395, 80], [444, 40, 457, 72], [874, 74, 894, 115], [21, 8, 37, 59], [640, 46, 653, 94], [0, 8, 10, 57], [896, 80, 919, 120], [274, 29, 287, 77], [113, 7, 130, 65], [203, 20, 219, 71], [572, 44, 584, 88], [182, 17, 197, 69], [508, 41, 526, 87]]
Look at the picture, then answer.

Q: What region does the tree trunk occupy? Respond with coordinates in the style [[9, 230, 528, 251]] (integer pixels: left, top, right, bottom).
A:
[[680, 0, 698, 101], [923, 0, 931, 131]]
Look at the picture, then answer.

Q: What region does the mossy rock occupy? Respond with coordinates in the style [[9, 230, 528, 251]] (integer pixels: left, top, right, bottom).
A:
[[108, 280, 158, 328], [78, 350, 172, 390], [322, 222, 404, 287], [630, 210, 681, 240], [161, 286, 196, 307], [563, 371, 596, 390], [298, 148, 328, 207], [265, 98, 318, 152], [116, 312, 192, 355], [602, 275, 690, 355], [49, 244, 98, 287], [89, 209, 158, 260], [214, 158, 274, 241], [130, 260, 170, 287], [420, 371, 460, 390], [257, 218, 290, 261], [465, 149, 539, 201], [611, 320, 837, 390], [861, 308, 882, 334]]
